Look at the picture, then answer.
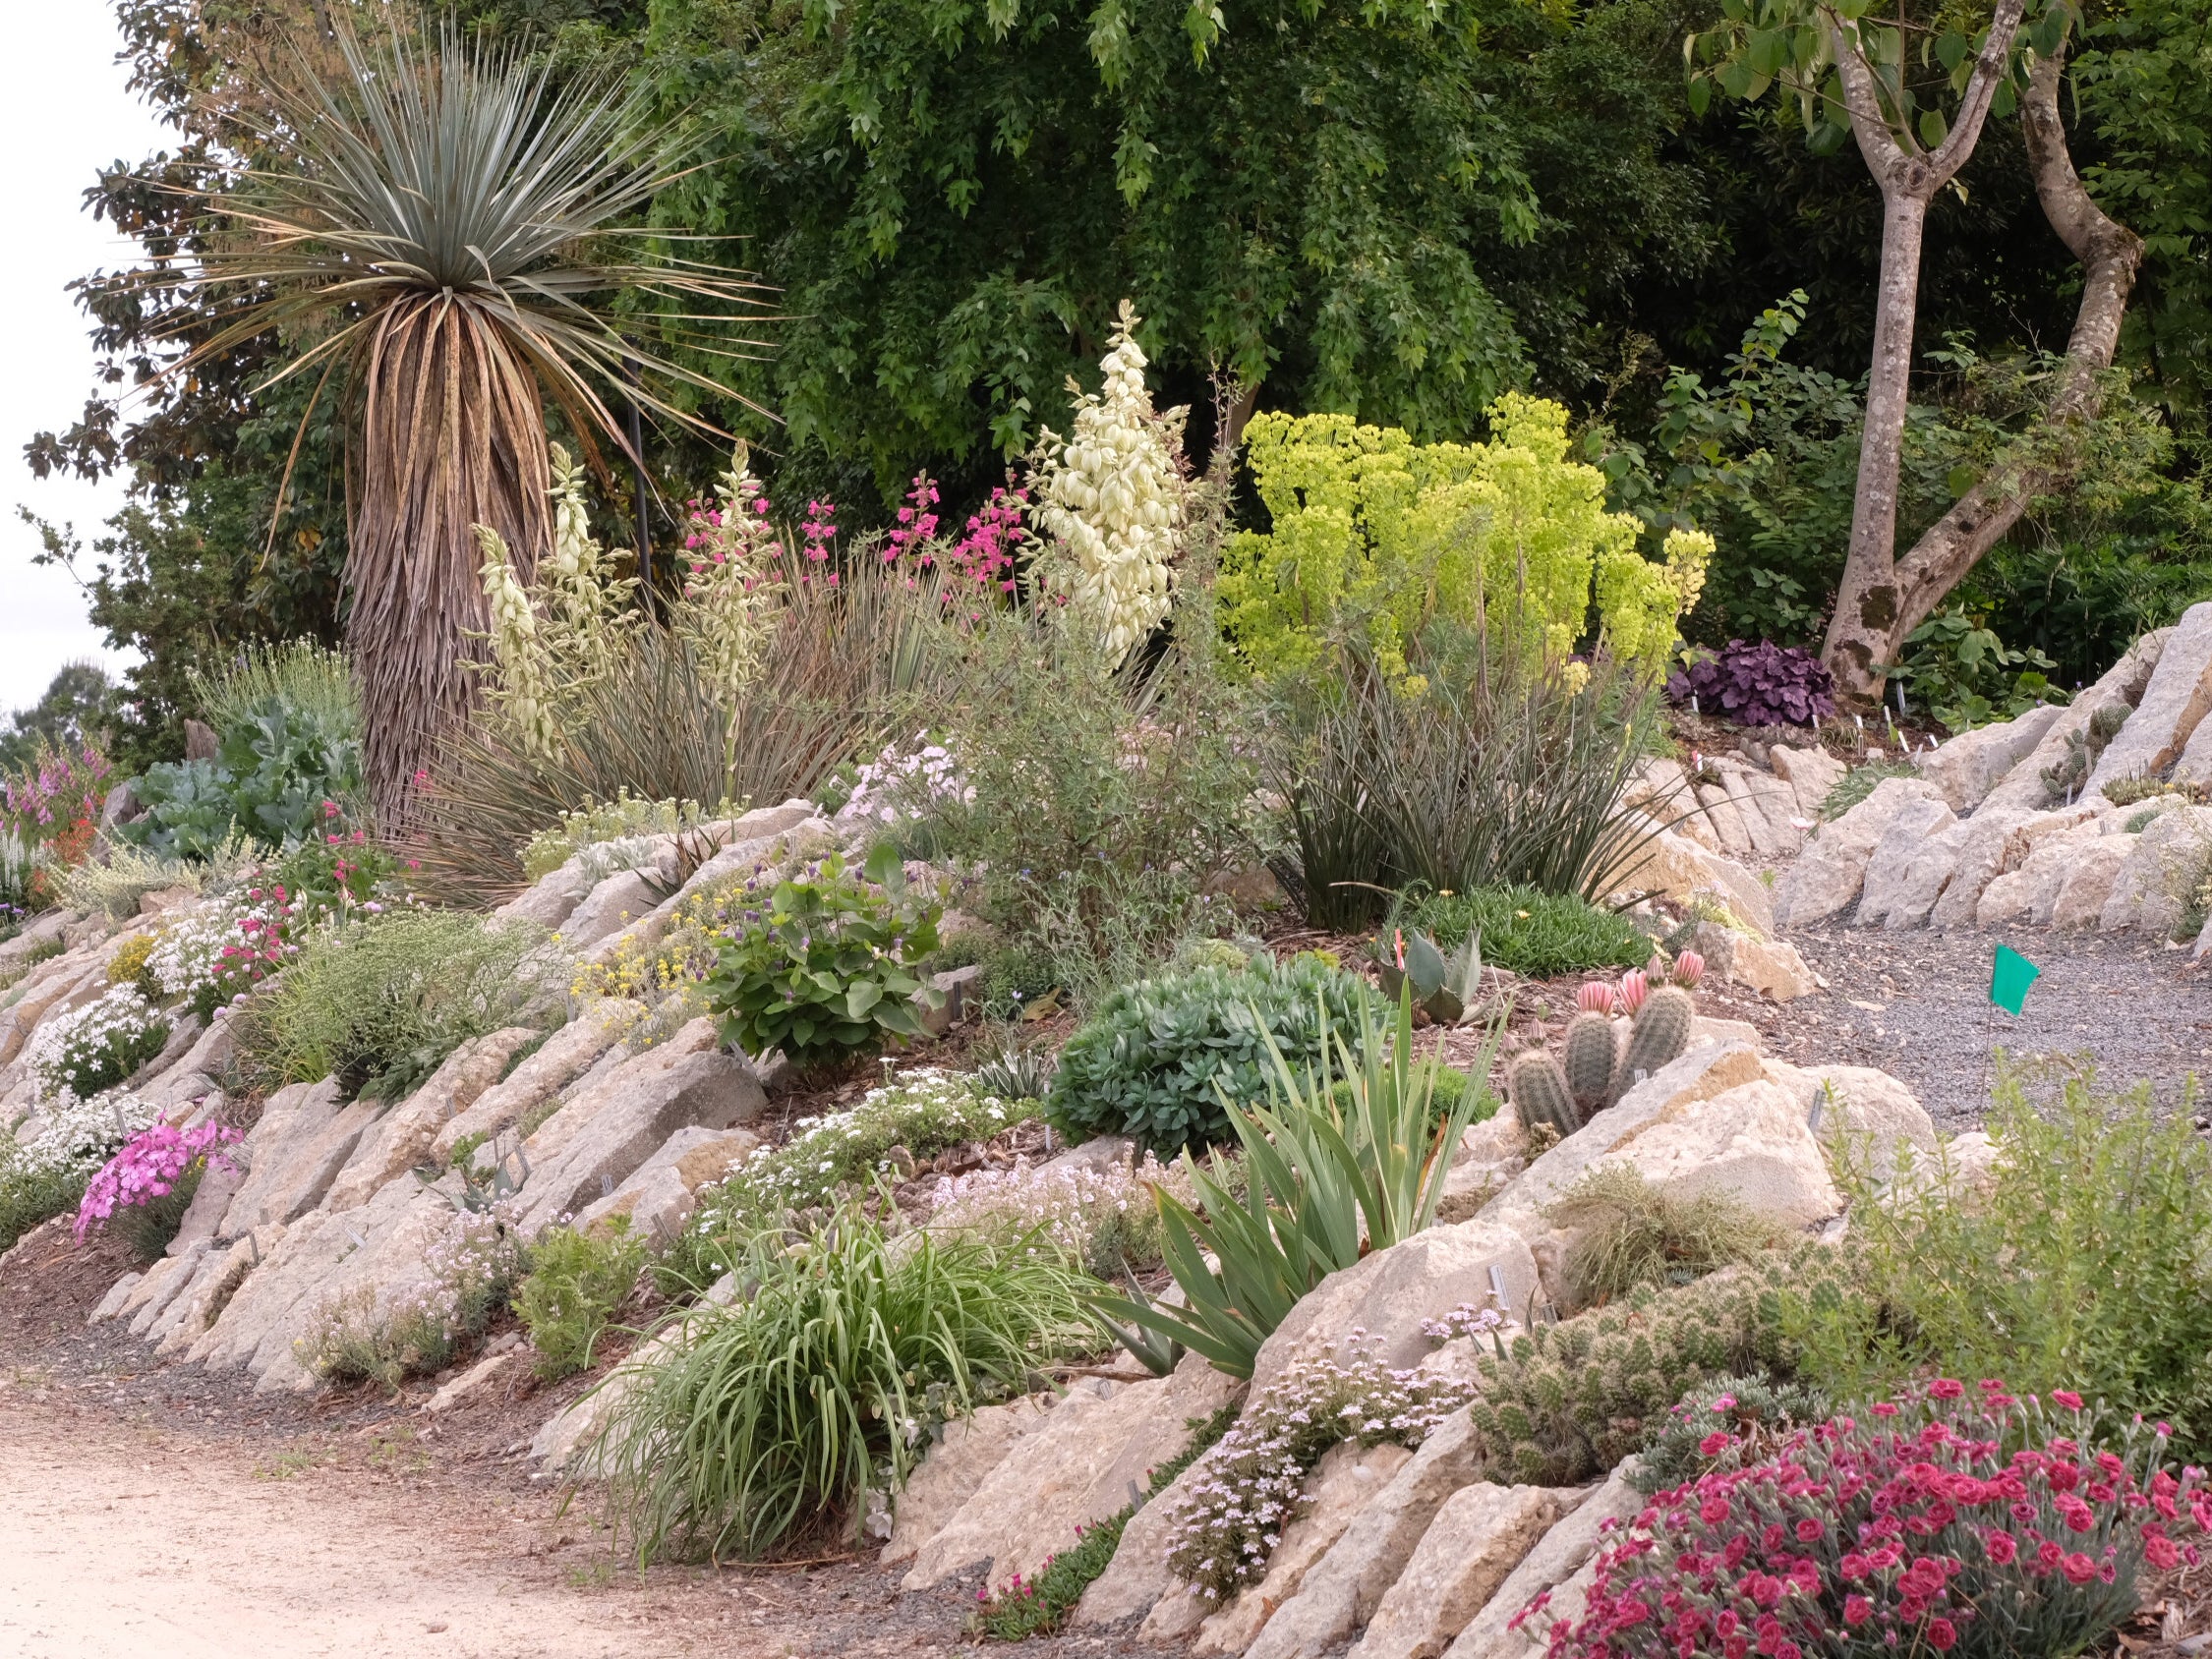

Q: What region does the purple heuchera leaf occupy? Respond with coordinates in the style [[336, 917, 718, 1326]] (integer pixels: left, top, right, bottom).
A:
[[1665, 640, 1835, 727]]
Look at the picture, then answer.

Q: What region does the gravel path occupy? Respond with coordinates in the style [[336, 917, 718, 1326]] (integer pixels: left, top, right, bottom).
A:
[[1761, 925, 2212, 1130]]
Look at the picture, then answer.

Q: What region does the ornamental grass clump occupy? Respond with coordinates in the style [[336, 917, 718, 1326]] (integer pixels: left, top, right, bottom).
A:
[[74, 1118, 241, 1258], [1160, 1335, 1480, 1605], [1547, 1382, 2212, 1659], [596, 1200, 1095, 1564], [230, 909, 551, 1099]]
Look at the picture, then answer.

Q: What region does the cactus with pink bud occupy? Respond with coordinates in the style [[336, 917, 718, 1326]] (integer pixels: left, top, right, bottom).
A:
[[1605, 981, 1697, 1107], [1613, 969, 1649, 1018], [1508, 1047, 1581, 1139]]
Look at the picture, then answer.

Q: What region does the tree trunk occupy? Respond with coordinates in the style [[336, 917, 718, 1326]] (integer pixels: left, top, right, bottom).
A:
[[1819, 0, 2028, 700], [1875, 46, 2146, 659]]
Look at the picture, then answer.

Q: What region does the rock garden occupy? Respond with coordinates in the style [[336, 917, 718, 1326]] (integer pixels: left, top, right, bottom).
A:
[[9, 7, 2212, 1654]]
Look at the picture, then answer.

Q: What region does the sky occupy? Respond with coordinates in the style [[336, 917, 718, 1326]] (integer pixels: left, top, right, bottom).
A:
[[0, 6, 176, 715]]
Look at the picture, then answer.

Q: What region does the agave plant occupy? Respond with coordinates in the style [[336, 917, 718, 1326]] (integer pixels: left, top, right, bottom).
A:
[[1090, 987, 1498, 1377], [154, 18, 774, 821]]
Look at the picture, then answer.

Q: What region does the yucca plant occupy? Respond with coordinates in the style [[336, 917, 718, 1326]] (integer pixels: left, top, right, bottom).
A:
[[155, 18, 773, 821], [1091, 988, 1497, 1378], [412, 550, 952, 904], [594, 1201, 1093, 1563]]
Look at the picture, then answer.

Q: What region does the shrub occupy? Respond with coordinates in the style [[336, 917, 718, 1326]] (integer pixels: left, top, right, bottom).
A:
[[1794, 1061, 2212, 1463], [1, 741, 112, 853], [1547, 1166, 1789, 1309], [1045, 953, 1367, 1156], [1160, 1337, 1480, 1604], [668, 1070, 1031, 1291], [1403, 885, 1652, 979], [1666, 639, 1836, 727], [1272, 632, 1663, 932], [231, 910, 551, 1098], [1219, 398, 1710, 684], [699, 842, 942, 1062], [903, 615, 1262, 1004], [597, 1200, 1095, 1562], [1553, 1382, 2211, 1659], [24, 985, 171, 1103], [56, 833, 264, 920], [74, 1119, 242, 1259], [299, 1206, 524, 1389], [106, 934, 158, 996], [120, 696, 365, 860], [513, 1219, 649, 1380]]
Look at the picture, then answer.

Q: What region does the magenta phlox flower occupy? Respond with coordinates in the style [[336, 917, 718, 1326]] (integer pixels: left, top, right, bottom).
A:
[[75, 1118, 243, 1241]]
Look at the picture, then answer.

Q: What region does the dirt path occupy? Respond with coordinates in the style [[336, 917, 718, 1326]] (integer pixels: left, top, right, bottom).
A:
[[1774, 925, 2212, 1128], [0, 1390, 728, 1659]]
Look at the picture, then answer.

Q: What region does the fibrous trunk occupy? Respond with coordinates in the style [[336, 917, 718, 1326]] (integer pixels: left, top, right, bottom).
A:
[[347, 294, 552, 827]]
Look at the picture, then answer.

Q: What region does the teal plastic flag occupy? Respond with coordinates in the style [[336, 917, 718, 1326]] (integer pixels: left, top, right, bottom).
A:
[[1990, 944, 2041, 1016]]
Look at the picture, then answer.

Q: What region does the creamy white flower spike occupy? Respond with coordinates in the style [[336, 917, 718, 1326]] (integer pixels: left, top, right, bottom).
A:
[[1029, 300, 1190, 665]]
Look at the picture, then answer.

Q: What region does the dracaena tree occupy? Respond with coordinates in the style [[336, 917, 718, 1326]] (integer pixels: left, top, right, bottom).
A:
[[150, 17, 773, 822], [1689, 0, 2143, 700]]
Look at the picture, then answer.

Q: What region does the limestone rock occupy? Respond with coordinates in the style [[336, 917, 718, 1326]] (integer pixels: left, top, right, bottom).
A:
[[1718, 764, 1802, 858], [1349, 1484, 1565, 1659], [1596, 1078, 1840, 1227], [513, 1032, 767, 1237], [1917, 705, 2066, 813], [668, 806, 835, 909], [1193, 1442, 1417, 1658], [1769, 745, 1845, 820], [1793, 1065, 1936, 1188], [1606, 826, 1774, 937], [1854, 797, 1958, 927], [902, 1351, 1240, 1592], [166, 1153, 245, 1256], [1981, 629, 2172, 817], [216, 1080, 360, 1236], [429, 1000, 643, 1166], [323, 1026, 543, 1213], [1247, 1221, 1542, 1400], [1773, 777, 1942, 929], [1442, 1461, 1644, 1659], [1244, 1414, 1489, 1659], [558, 870, 662, 954], [883, 1396, 1063, 1566], [126, 1240, 212, 1336], [124, 1014, 204, 1092], [2100, 805, 2212, 936], [570, 1121, 763, 1247], [87, 1272, 144, 1325], [2051, 836, 2135, 929], [1695, 783, 1753, 859], [1866, 818, 1972, 930], [1925, 808, 2033, 930], [495, 855, 596, 931], [1729, 936, 1817, 1000], [1079, 1454, 1208, 1630], [424, 1346, 520, 1414], [2095, 602, 2212, 791]]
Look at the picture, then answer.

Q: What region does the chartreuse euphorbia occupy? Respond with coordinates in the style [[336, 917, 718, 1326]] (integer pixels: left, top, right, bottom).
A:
[[1219, 394, 1711, 684]]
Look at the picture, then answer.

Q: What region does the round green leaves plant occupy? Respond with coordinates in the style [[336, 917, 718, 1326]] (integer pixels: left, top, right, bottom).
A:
[[702, 843, 942, 1062], [1045, 953, 1367, 1155]]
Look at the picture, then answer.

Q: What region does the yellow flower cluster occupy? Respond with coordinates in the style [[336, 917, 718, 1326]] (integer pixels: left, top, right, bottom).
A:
[[1218, 394, 1713, 685]]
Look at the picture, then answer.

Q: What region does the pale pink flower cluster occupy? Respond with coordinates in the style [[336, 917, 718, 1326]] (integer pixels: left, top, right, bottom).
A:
[[1161, 1333, 1479, 1601], [927, 1151, 1187, 1272], [836, 735, 973, 828]]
